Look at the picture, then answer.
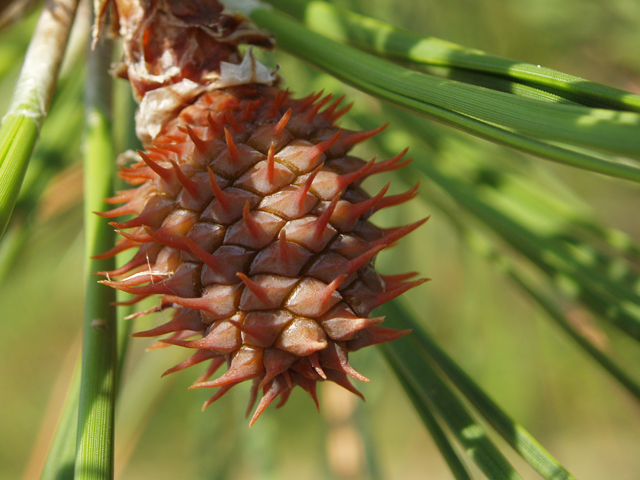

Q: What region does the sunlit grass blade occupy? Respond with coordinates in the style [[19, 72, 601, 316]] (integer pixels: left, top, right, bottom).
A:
[[74, 34, 117, 480], [250, 8, 640, 183], [386, 360, 472, 480], [382, 301, 578, 480], [266, 0, 640, 112], [380, 334, 523, 480], [0, 0, 80, 239]]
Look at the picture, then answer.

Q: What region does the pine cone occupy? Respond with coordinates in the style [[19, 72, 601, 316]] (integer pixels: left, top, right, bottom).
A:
[[98, 0, 427, 425]]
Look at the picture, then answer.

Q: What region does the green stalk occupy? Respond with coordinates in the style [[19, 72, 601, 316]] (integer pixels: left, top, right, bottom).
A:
[[41, 266, 131, 479], [265, 0, 640, 112], [39, 63, 130, 475], [74, 34, 117, 480], [0, 0, 80, 239], [250, 8, 640, 183]]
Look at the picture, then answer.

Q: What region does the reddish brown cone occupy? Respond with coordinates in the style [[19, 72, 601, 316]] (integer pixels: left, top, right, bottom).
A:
[[98, 0, 427, 425]]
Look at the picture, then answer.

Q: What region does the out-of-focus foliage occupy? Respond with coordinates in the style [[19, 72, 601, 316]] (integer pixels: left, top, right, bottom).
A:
[[1, 1, 639, 479]]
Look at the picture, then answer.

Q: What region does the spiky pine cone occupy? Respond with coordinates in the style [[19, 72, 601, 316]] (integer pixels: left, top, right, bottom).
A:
[[97, 0, 427, 425]]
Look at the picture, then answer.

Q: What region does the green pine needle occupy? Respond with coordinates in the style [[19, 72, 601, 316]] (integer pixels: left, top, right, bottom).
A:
[[251, 7, 640, 183], [267, 0, 640, 112], [384, 301, 578, 480], [74, 35, 117, 480], [387, 361, 473, 480], [382, 334, 524, 480]]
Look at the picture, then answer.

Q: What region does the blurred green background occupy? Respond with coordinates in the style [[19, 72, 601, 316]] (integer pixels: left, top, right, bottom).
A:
[[1, 0, 639, 479]]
